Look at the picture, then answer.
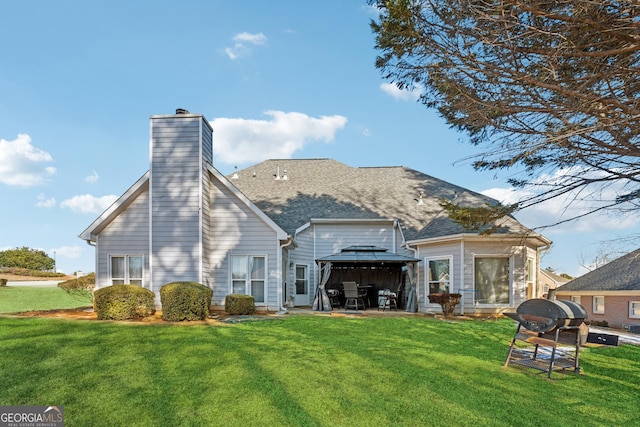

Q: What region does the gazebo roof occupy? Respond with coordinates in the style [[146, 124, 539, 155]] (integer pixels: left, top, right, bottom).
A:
[[316, 245, 419, 264]]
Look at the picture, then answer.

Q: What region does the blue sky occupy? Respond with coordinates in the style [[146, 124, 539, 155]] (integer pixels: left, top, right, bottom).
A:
[[1, 1, 638, 277]]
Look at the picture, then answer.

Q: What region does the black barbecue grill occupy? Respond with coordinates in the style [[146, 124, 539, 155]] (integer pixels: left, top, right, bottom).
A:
[[504, 298, 588, 378]]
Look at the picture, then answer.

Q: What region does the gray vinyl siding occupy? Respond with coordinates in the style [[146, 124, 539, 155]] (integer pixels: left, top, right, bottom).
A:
[[150, 116, 207, 290], [414, 239, 535, 314], [208, 177, 280, 309], [95, 190, 150, 290], [290, 227, 315, 305], [416, 242, 463, 312]]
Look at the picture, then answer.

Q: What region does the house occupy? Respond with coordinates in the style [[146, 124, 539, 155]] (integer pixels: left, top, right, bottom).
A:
[[80, 109, 551, 314], [556, 248, 640, 330], [538, 269, 570, 299]]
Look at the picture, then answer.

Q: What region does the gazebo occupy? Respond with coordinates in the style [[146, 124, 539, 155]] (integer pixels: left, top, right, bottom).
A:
[[313, 246, 420, 312]]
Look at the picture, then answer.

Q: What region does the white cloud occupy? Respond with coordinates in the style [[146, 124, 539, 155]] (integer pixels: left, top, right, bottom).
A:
[[60, 194, 118, 214], [85, 170, 99, 183], [225, 32, 268, 59], [0, 134, 56, 186], [210, 111, 348, 164], [50, 245, 84, 259], [379, 82, 423, 101], [36, 193, 56, 208], [481, 168, 640, 234]]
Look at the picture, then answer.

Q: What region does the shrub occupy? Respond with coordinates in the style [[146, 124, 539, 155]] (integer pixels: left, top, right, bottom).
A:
[[225, 294, 256, 315], [58, 273, 95, 300], [428, 293, 462, 316], [94, 284, 156, 320], [0, 278, 6, 287], [589, 320, 609, 328], [0, 267, 66, 278], [160, 281, 212, 321]]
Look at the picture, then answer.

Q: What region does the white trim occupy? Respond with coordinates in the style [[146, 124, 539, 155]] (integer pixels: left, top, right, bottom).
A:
[[424, 255, 454, 306], [109, 254, 145, 287], [294, 263, 310, 306], [556, 290, 640, 297], [460, 241, 465, 314], [198, 119, 204, 285], [407, 233, 551, 248], [593, 295, 605, 314], [149, 117, 154, 289], [309, 218, 395, 225], [472, 254, 513, 307], [229, 254, 268, 305], [295, 222, 311, 236], [629, 301, 640, 319]]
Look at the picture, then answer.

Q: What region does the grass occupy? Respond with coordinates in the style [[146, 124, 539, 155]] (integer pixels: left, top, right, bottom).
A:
[[0, 314, 638, 426], [0, 285, 92, 313]]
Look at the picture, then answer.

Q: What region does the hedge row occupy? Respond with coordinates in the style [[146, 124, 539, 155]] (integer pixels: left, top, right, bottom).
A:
[[93, 282, 258, 321]]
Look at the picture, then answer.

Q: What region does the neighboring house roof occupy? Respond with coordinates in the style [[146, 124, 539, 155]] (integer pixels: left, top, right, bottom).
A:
[[229, 159, 537, 241], [540, 269, 570, 289], [558, 248, 640, 292], [316, 245, 420, 264]]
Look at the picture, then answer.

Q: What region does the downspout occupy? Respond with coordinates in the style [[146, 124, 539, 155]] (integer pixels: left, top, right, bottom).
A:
[[277, 236, 294, 313], [393, 219, 398, 253]]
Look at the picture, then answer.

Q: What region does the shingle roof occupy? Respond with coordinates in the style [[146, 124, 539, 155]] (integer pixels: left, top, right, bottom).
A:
[[228, 159, 537, 241], [558, 248, 640, 292]]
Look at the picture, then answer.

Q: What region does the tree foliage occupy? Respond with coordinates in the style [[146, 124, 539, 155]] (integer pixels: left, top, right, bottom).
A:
[[370, 0, 640, 226], [0, 247, 54, 271]]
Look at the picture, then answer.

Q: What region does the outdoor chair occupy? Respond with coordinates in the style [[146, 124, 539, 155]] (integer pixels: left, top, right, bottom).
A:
[[343, 281, 366, 311], [378, 283, 402, 311], [327, 288, 341, 308]]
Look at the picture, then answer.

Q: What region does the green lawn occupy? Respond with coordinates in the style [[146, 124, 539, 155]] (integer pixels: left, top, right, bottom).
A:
[[0, 314, 638, 426], [0, 285, 92, 313]]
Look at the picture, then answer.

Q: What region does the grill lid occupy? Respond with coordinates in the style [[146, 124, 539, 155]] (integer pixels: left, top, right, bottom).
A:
[[508, 298, 588, 332]]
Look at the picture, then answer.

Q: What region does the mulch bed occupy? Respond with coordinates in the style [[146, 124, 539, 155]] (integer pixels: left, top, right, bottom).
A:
[[5, 308, 283, 325]]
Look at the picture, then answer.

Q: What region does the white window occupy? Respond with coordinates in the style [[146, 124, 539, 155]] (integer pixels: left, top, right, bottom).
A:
[[110, 255, 143, 286], [593, 296, 605, 314], [474, 257, 511, 305], [571, 295, 582, 305], [231, 255, 266, 303], [426, 258, 451, 296], [629, 301, 640, 319]]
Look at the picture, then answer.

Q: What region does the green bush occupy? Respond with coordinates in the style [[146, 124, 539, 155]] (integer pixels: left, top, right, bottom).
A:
[[225, 294, 256, 315], [0, 267, 66, 278], [0, 278, 7, 287], [160, 281, 212, 321], [94, 284, 156, 320], [58, 273, 95, 299]]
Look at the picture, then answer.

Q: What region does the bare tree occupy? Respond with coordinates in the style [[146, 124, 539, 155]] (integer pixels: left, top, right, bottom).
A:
[[578, 238, 631, 271], [370, 1, 640, 228]]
